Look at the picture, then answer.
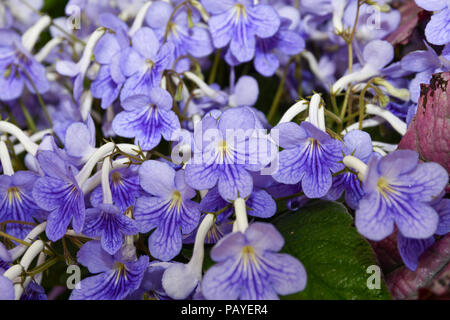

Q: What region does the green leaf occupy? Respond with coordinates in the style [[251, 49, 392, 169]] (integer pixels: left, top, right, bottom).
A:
[[274, 200, 391, 300]]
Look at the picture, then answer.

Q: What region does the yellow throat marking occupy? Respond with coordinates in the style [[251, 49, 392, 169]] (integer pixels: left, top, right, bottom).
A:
[[235, 4, 247, 22], [7, 187, 22, 204], [169, 190, 183, 211], [377, 177, 397, 199], [241, 245, 259, 270]]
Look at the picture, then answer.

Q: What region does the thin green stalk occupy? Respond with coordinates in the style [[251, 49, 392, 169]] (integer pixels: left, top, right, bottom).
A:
[[208, 49, 222, 85], [19, 100, 37, 133]]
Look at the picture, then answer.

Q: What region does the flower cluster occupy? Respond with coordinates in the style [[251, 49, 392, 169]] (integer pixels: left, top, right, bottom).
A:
[[0, 0, 448, 301]]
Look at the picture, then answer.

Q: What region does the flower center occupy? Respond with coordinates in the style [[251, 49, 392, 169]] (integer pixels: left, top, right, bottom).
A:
[[114, 262, 127, 284], [146, 58, 155, 70], [241, 245, 259, 270], [217, 140, 231, 161], [169, 190, 183, 211], [111, 171, 123, 187], [235, 4, 247, 21], [377, 177, 397, 198], [7, 187, 21, 204]]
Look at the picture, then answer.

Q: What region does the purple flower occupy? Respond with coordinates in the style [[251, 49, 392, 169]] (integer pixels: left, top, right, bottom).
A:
[[272, 121, 344, 198], [203, 0, 281, 63], [91, 13, 130, 109], [83, 203, 139, 255], [70, 241, 149, 300], [90, 167, 143, 211], [134, 160, 201, 261], [0, 242, 11, 273], [226, 16, 304, 76], [200, 186, 276, 222], [0, 29, 49, 101], [145, 1, 213, 73], [0, 275, 14, 300], [63, 116, 96, 164], [326, 130, 373, 209], [401, 43, 450, 103], [112, 88, 180, 151], [397, 196, 450, 271], [21, 282, 48, 300], [415, 0, 450, 45], [119, 27, 174, 100], [185, 107, 276, 201], [355, 150, 448, 241], [0, 171, 41, 240], [32, 151, 86, 241], [202, 222, 307, 300]]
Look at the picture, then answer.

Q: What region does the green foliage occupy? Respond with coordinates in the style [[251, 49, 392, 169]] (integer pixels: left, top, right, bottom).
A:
[[274, 200, 392, 300]]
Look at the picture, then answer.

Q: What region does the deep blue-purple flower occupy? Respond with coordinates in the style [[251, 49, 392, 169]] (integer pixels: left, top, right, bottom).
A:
[[32, 150, 86, 241], [272, 121, 344, 198], [83, 203, 139, 255], [0, 171, 41, 240], [70, 240, 149, 300]]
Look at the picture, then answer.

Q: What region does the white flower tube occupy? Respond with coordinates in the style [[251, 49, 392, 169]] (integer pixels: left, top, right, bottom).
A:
[[22, 15, 52, 52], [365, 104, 407, 135], [162, 214, 214, 299], [343, 155, 368, 181], [80, 91, 94, 122], [278, 100, 308, 124], [128, 1, 153, 36], [0, 121, 38, 155], [81, 157, 132, 194], [308, 94, 326, 131], [341, 116, 385, 135], [332, 64, 379, 95], [35, 37, 64, 62], [101, 157, 113, 204], [10, 223, 47, 261], [75, 142, 116, 185], [234, 197, 248, 233], [0, 140, 14, 176], [184, 71, 222, 101], [14, 240, 45, 299]]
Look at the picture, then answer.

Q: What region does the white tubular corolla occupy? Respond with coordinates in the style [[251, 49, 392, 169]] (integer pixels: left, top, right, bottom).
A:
[[188, 214, 214, 275], [365, 104, 407, 135], [10, 222, 47, 261], [372, 141, 398, 153], [101, 157, 113, 204], [81, 157, 131, 194], [234, 197, 248, 233], [0, 140, 14, 176], [308, 94, 326, 131], [332, 65, 379, 95], [22, 15, 52, 52], [9, 129, 52, 155], [14, 240, 45, 299], [78, 28, 106, 76], [184, 72, 221, 101], [75, 142, 116, 185], [80, 91, 94, 121], [35, 37, 64, 62], [340, 116, 385, 135], [0, 121, 38, 155], [278, 100, 308, 124], [128, 1, 153, 36], [301, 51, 324, 84], [332, 0, 346, 34], [161, 214, 214, 299], [343, 155, 368, 181]]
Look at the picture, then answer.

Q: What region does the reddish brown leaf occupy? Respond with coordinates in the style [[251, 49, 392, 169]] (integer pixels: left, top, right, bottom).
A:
[[386, 234, 450, 300], [385, 0, 426, 45], [398, 72, 450, 175]]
